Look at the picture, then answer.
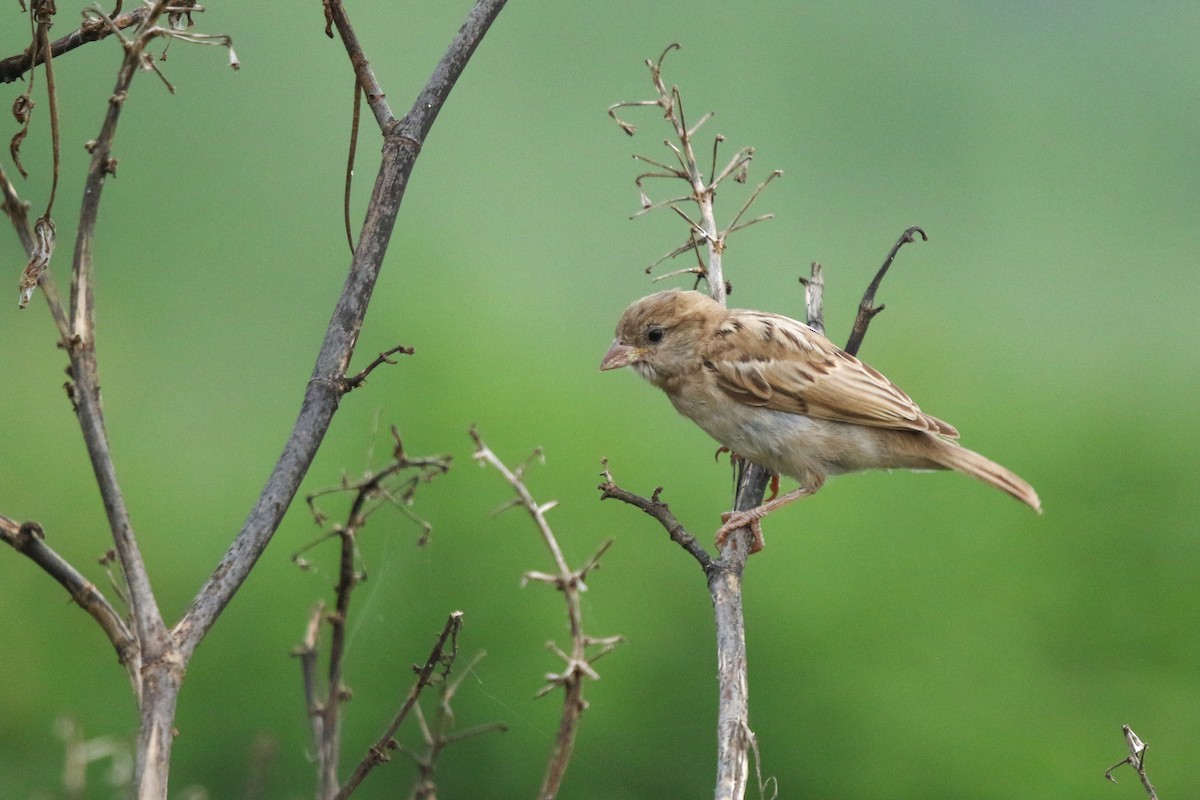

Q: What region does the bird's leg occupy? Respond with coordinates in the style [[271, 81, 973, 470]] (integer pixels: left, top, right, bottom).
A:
[[716, 480, 822, 554], [716, 448, 780, 500]]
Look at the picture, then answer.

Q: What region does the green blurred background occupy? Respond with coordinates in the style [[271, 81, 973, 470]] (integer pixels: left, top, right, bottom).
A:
[[2, 2, 1198, 798]]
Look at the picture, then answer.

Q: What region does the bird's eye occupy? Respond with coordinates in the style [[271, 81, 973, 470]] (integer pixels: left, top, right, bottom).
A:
[[647, 325, 664, 343]]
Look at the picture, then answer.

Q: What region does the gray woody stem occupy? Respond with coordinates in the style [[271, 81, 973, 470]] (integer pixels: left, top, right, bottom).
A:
[[2, 2, 507, 798], [175, 0, 507, 655]]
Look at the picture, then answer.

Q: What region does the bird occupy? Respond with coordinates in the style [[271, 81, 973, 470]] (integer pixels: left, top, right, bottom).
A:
[[600, 289, 1041, 552]]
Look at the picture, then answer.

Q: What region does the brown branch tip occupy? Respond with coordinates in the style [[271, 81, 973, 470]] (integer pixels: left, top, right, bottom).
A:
[[607, 43, 781, 295]]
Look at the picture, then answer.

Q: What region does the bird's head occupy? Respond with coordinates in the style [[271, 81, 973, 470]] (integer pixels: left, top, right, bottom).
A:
[[600, 289, 724, 386]]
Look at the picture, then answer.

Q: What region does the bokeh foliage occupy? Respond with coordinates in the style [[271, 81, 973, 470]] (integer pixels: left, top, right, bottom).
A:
[[2, 2, 1198, 798]]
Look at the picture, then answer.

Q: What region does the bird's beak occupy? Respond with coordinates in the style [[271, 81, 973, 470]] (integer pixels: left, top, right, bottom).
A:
[[600, 339, 642, 371]]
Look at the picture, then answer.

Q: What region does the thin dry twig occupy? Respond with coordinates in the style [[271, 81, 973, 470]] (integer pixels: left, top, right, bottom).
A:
[[1105, 725, 1158, 800], [843, 226, 926, 356], [597, 460, 712, 571], [343, 79, 362, 255], [334, 611, 466, 800], [0, 7, 151, 84], [396, 651, 507, 800], [471, 428, 623, 800]]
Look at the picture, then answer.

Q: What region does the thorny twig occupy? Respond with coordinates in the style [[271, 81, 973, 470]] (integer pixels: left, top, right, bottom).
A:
[[397, 651, 508, 800], [470, 428, 623, 800], [334, 611, 466, 800]]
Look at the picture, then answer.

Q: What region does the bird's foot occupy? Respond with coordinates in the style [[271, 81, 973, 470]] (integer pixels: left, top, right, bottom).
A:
[[714, 485, 820, 555], [715, 448, 780, 500], [717, 510, 767, 554]]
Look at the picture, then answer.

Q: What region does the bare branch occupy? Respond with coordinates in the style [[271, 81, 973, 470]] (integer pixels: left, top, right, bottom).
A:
[[0, 514, 137, 672], [334, 611, 465, 800], [843, 226, 926, 357], [1105, 725, 1158, 800]]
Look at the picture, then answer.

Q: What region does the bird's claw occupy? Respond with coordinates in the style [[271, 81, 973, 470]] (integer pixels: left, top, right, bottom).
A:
[[717, 510, 766, 554]]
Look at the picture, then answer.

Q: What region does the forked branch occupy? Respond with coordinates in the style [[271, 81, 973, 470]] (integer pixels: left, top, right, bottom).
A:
[[334, 611, 466, 800], [175, 0, 508, 661]]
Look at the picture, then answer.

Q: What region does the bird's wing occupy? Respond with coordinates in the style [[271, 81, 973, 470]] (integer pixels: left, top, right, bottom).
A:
[[701, 310, 959, 437]]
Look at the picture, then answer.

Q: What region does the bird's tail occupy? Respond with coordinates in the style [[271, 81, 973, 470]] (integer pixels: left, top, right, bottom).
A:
[[933, 440, 1042, 513]]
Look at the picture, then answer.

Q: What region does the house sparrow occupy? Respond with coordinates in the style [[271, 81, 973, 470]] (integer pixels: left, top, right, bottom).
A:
[[600, 289, 1041, 552]]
